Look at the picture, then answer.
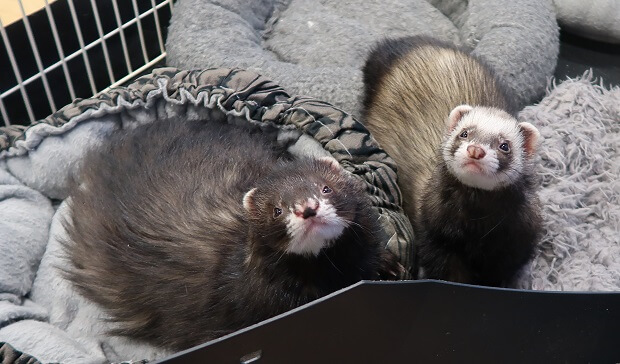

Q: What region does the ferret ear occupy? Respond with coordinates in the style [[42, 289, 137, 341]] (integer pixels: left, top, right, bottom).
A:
[[518, 122, 541, 158], [447, 104, 473, 131], [318, 156, 342, 171], [242, 188, 257, 212]]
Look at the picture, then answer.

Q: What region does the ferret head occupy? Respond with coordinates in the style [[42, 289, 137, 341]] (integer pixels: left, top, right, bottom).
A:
[[441, 104, 540, 190], [242, 156, 364, 257]]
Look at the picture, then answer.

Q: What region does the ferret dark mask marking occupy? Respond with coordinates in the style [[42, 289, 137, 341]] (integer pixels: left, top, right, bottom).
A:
[[443, 105, 540, 191]]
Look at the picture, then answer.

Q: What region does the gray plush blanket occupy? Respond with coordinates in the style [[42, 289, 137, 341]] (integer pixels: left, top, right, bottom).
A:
[[520, 73, 620, 291]]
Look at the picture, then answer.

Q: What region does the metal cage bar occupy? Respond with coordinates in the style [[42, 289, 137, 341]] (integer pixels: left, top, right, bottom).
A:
[[89, 0, 116, 85], [150, 0, 165, 54], [1, 0, 174, 126], [0, 96, 10, 125], [0, 17, 35, 123], [66, 0, 98, 95], [131, 0, 150, 64], [17, 0, 57, 113], [44, 0, 77, 102], [111, 0, 134, 74]]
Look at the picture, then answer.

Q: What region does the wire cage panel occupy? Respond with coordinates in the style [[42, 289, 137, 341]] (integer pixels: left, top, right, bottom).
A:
[[0, 0, 174, 126]]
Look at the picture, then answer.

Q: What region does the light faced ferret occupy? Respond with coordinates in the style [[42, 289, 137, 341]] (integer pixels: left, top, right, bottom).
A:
[[362, 36, 543, 286]]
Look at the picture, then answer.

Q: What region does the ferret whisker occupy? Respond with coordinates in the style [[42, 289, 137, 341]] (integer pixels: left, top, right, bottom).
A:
[[469, 214, 492, 221], [274, 248, 289, 265], [342, 218, 372, 232], [333, 139, 353, 158], [479, 215, 507, 240], [322, 251, 344, 276], [262, 228, 287, 238], [350, 229, 364, 245], [343, 220, 368, 244]]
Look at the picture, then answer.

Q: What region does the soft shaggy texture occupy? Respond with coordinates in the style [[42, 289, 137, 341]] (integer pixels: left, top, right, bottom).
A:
[[517, 72, 620, 291], [165, 0, 559, 114]]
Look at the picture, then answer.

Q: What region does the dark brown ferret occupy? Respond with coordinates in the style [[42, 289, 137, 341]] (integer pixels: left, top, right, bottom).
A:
[[63, 119, 397, 351], [362, 36, 543, 286]]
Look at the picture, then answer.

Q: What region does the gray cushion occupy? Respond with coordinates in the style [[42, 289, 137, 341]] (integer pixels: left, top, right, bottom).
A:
[[166, 0, 559, 113], [553, 0, 620, 44]]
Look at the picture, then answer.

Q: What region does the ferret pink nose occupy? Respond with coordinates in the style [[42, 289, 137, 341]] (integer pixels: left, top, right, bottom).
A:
[[295, 199, 319, 219], [467, 145, 486, 160]]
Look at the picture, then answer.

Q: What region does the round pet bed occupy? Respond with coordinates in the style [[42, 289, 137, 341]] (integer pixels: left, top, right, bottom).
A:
[[165, 0, 559, 114], [0, 68, 413, 363]]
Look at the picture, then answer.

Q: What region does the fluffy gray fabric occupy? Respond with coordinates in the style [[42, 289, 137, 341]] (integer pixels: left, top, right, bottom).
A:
[[165, 0, 559, 114], [517, 72, 620, 291], [1, 122, 165, 364]]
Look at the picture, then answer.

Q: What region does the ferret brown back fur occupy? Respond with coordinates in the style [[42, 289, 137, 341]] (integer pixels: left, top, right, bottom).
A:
[[64, 119, 281, 347], [362, 36, 541, 286], [362, 36, 517, 221], [63, 118, 395, 350]]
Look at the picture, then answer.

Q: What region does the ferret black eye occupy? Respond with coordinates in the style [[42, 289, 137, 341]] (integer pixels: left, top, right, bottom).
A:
[[322, 186, 332, 194], [459, 130, 468, 138], [273, 207, 282, 218], [499, 142, 510, 153]]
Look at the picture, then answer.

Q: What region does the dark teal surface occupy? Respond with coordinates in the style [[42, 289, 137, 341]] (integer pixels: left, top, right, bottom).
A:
[[555, 30, 620, 88]]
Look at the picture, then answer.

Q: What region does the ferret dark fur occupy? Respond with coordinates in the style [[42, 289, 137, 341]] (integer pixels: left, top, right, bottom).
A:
[[63, 119, 396, 351], [362, 36, 543, 287]]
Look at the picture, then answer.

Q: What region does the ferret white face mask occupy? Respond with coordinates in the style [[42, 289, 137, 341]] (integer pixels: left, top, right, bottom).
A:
[[242, 156, 350, 257], [442, 104, 540, 191], [284, 196, 347, 256]]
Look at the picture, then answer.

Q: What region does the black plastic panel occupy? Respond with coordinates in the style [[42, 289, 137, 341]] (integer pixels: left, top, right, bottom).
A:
[[555, 30, 620, 87], [155, 280, 620, 364]]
